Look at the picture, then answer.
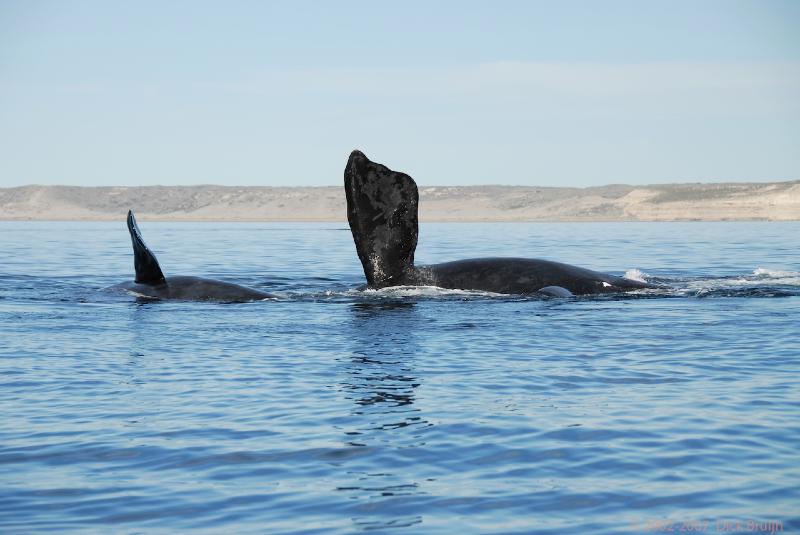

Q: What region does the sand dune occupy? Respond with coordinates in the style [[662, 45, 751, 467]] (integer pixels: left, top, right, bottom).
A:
[[1, 181, 798, 221]]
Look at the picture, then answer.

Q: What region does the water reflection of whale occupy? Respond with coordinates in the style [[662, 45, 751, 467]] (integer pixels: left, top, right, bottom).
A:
[[341, 301, 428, 441], [335, 301, 427, 530]]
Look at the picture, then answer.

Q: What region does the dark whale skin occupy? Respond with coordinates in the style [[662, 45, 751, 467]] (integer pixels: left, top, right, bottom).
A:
[[113, 276, 273, 302], [345, 150, 656, 296], [113, 211, 275, 302], [410, 258, 651, 295]]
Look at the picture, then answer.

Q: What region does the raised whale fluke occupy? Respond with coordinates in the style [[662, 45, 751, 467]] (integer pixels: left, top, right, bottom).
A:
[[344, 150, 655, 296], [112, 211, 274, 302], [345, 150, 418, 288]]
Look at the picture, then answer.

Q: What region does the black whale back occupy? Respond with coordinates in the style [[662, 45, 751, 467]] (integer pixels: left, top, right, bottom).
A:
[[344, 150, 419, 288], [127, 210, 166, 284]]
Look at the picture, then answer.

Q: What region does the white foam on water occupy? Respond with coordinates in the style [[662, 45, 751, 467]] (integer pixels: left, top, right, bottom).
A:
[[309, 267, 800, 300], [623, 269, 648, 283], [736, 267, 800, 287], [123, 289, 156, 299], [675, 267, 800, 296], [752, 267, 799, 279], [360, 285, 507, 298]]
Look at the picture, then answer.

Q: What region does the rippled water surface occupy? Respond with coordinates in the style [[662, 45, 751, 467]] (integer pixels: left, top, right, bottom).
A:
[[1, 221, 798, 534]]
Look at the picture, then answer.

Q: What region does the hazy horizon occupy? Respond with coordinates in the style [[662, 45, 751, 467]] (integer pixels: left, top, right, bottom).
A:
[[2, 1, 799, 188], [3, 177, 800, 190]]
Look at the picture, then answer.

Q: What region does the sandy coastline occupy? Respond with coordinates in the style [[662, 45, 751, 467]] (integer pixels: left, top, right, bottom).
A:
[[1, 181, 798, 222]]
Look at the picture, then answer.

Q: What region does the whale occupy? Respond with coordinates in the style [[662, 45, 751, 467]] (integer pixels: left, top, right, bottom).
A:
[[112, 211, 274, 301], [344, 150, 655, 296]]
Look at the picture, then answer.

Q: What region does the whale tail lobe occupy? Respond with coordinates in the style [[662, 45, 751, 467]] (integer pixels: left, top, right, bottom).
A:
[[344, 150, 419, 288], [127, 210, 166, 285]]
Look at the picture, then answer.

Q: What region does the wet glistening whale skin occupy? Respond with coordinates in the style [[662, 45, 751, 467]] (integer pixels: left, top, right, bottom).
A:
[[344, 150, 655, 296], [112, 211, 274, 301]]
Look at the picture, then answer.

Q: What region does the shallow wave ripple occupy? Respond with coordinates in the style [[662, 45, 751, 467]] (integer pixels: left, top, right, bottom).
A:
[[1, 222, 799, 534]]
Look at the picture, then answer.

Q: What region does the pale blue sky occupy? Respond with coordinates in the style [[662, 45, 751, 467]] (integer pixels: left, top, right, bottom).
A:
[[1, 0, 798, 187]]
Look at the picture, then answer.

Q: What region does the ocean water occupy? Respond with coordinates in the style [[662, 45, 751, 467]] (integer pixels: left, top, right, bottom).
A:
[[0, 221, 798, 534]]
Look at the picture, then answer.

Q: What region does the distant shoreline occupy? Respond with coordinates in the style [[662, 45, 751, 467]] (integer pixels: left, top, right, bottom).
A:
[[1, 182, 798, 222], [0, 217, 787, 223]]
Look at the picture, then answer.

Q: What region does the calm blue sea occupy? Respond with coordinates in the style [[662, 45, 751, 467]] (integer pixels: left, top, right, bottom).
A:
[[1, 221, 798, 534]]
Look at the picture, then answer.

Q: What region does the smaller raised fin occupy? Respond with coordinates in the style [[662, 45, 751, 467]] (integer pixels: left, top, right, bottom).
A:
[[127, 210, 166, 284]]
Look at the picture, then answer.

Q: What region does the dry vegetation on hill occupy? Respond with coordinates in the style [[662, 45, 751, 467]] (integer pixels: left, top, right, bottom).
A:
[[1, 181, 798, 221]]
